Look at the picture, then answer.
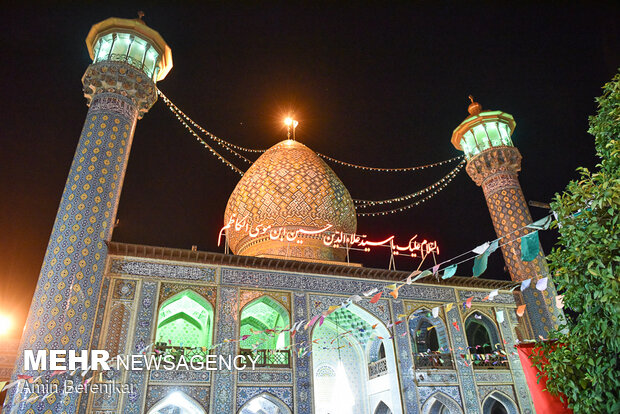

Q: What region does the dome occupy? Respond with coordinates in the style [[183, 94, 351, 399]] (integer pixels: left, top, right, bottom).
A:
[[224, 139, 357, 262]]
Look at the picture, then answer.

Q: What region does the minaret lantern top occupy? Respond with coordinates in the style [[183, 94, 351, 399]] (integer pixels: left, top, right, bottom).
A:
[[85, 14, 173, 82], [451, 96, 516, 160]]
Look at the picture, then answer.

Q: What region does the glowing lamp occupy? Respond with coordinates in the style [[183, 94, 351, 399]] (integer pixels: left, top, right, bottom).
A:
[[0, 314, 12, 335], [284, 117, 294, 126]]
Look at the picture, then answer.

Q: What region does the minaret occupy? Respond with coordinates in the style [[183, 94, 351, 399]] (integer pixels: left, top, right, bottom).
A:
[[5, 16, 172, 412], [451, 98, 563, 338]]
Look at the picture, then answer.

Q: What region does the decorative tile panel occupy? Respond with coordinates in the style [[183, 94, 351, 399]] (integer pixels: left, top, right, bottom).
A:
[[144, 385, 209, 412], [238, 370, 293, 384], [474, 371, 513, 383], [457, 290, 515, 305], [391, 300, 419, 414], [149, 369, 211, 383], [110, 259, 216, 282], [211, 287, 238, 412], [293, 293, 312, 414], [419, 386, 462, 405]]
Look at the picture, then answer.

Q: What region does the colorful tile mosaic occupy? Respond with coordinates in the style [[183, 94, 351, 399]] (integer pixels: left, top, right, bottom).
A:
[[109, 259, 216, 282]]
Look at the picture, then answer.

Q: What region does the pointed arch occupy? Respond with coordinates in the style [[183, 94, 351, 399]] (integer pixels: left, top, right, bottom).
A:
[[421, 392, 463, 414], [311, 303, 403, 414], [238, 392, 291, 414], [409, 308, 453, 369], [481, 391, 518, 414], [148, 391, 206, 414], [239, 295, 291, 367], [156, 289, 214, 349], [464, 312, 501, 354], [374, 400, 393, 414]]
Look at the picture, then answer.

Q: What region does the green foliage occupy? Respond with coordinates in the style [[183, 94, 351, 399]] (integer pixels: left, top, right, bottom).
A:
[[531, 70, 620, 413]]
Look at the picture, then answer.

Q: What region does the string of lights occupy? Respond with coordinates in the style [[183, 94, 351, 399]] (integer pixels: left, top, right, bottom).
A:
[[356, 161, 465, 216], [355, 160, 466, 208], [158, 90, 464, 172], [163, 98, 246, 176], [158, 90, 262, 163], [318, 152, 464, 172]]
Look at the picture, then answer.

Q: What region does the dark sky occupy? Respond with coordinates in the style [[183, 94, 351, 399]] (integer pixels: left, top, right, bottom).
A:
[[0, 3, 618, 338]]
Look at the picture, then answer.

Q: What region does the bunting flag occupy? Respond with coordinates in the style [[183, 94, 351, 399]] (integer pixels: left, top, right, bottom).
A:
[[0, 381, 7, 393], [452, 321, 460, 331], [555, 295, 565, 309], [516, 304, 527, 317], [318, 316, 325, 327], [305, 315, 320, 330], [521, 231, 540, 261], [520, 278, 532, 291], [472, 242, 490, 255], [446, 303, 453, 312], [432, 307, 439, 318], [496, 310, 505, 324], [370, 291, 383, 304], [432, 264, 440, 276], [406, 270, 421, 284], [364, 288, 378, 297], [465, 297, 473, 309], [442, 264, 457, 279], [386, 283, 397, 290], [527, 215, 553, 230], [488, 289, 499, 301], [487, 239, 499, 254], [413, 269, 432, 282], [536, 277, 548, 291], [389, 288, 399, 299], [472, 252, 489, 277]]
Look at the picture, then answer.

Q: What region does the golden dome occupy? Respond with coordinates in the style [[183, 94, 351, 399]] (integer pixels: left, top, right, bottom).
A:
[[224, 139, 357, 262]]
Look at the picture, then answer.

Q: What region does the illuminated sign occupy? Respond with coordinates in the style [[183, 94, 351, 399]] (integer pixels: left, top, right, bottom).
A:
[[219, 215, 439, 257]]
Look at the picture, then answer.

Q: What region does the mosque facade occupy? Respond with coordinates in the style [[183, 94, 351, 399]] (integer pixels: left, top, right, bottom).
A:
[[3, 16, 563, 414]]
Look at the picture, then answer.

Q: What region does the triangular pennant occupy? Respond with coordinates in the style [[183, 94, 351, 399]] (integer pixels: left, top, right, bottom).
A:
[[536, 277, 548, 291], [432, 264, 440, 276], [488, 289, 499, 300], [389, 289, 399, 299], [516, 304, 527, 317], [442, 264, 457, 279], [496, 310, 504, 324], [473, 253, 489, 277], [431, 307, 439, 318], [406, 270, 421, 284], [472, 242, 490, 255], [521, 231, 540, 261], [363, 288, 378, 297], [445, 303, 453, 312], [527, 215, 552, 230], [521, 278, 532, 291], [465, 297, 473, 309], [370, 291, 383, 304]]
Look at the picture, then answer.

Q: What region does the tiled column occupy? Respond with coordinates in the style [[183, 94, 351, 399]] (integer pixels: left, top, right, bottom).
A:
[[5, 62, 157, 414]]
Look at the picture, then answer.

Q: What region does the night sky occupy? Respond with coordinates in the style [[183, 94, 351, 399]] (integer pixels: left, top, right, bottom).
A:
[[1, 4, 618, 339]]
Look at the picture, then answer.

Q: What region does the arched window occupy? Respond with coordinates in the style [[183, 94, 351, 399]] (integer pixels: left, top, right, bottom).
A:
[[482, 392, 518, 414], [155, 290, 214, 350], [238, 393, 291, 414], [465, 313, 507, 369], [374, 401, 393, 414], [409, 309, 453, 369], [239, 296, 290, 367], [148, 391, 205, 414], [464, 313, 500, 354], [421, 392, 464, 414]]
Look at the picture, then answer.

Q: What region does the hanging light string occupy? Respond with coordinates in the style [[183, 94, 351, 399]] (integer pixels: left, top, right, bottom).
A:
[[158, 90, 263, 163], [356, 160, 466, 216], [158, 89, 464, 172], [355, 159, 466, 208], [318, 152, 464, 172], [160, 92, 246, 176]]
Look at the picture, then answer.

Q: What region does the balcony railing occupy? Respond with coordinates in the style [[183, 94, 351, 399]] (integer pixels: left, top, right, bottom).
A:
[[153, 343, 210, 362], [414, 353, 454, 369], [470, 352, 509, 369], [368, 358, 389, 379], [239, 348, 291, 368]]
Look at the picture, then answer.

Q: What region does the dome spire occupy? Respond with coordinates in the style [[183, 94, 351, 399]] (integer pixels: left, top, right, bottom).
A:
[[284, 117, 299, 140]]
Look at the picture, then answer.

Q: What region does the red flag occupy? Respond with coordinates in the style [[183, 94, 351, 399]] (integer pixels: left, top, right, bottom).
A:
[[452, 322, 460, 331], [370, 291, 383, 304], [517, 304, 527, 317], [465, 297, 473, 308]]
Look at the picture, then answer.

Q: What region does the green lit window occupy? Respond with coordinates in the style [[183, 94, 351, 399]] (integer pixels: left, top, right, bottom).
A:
[[463, 131, 479, 158], [498, 123, 513, 146], [486, 122, 503, 147], [92, 32, 160, 80], [239, 296, 290, 367], [473, 124, 491, 151], [155, 290, 213, 349]]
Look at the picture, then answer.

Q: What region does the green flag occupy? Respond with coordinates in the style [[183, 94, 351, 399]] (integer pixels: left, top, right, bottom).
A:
[[472, 252, 489, 277], [442, 264, 457, 279], [521, 231, 540, 261]]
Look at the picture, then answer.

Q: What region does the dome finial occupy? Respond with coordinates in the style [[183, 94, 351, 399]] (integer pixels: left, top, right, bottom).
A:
[[468, 95, 482, 116]]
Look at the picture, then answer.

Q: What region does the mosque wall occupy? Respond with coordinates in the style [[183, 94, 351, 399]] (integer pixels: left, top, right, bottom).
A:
[[80, 253, 534, 414]]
